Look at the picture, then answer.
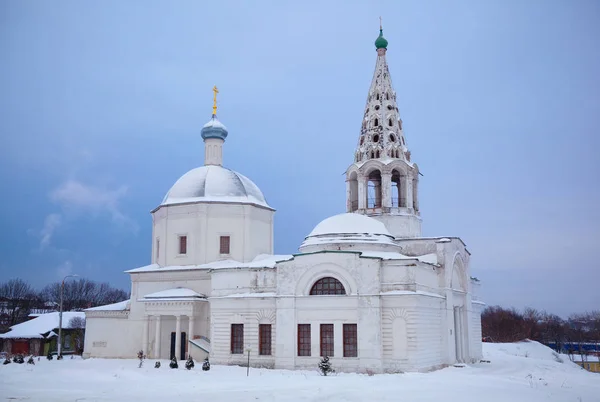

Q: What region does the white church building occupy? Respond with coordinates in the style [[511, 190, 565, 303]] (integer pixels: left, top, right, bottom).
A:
[[83, 28, 484, 373]]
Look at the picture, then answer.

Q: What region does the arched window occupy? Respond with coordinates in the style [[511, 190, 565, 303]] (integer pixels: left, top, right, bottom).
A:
[[388, 119, 393, 127], [374, 118, 379, 127], [310, 277, 346, 295]]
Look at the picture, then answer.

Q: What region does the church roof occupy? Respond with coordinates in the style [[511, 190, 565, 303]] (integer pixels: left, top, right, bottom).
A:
[[307, 213, 392, 237], [85, 300, 130, 312], [125, 254, 294, 273], [140, 287, 207, 301], [159, 165, 273, 210]]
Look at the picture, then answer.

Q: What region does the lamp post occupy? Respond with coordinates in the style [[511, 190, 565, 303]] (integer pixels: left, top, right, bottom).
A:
[[57, 274, 79, 358]]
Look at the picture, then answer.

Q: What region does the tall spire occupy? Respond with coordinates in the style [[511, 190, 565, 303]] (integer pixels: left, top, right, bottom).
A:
[[353, 25, 409, 164], [345, 25, 421, 239], [201, 86, 228, 166]]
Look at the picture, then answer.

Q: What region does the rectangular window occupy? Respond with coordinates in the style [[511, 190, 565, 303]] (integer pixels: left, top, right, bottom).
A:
[[179, 235, 187, 255], [156, 238, 160, 260], [230, 324, 243, 354], [297, 324, 311, 356], [220, 236, 230, 254], [320, 324, 334, 357], [343, 324, 358, 357], [259, 324, 272, 355]]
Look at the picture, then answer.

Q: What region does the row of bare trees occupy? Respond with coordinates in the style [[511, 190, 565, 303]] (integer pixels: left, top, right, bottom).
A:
[[0, 278, 129, 332], [482, 305, 600, 354]]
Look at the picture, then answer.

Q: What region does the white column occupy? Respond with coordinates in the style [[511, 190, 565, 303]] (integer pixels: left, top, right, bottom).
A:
[[406, 173, 414, 210], [175, 315, 182, 360], [154, 315, 161, 359], [358, 176, 367, 209], [142, 315, 149, 355], [381, 172, 392, 208], [188, 316, 195, 358], [346, 179, 352, 212]]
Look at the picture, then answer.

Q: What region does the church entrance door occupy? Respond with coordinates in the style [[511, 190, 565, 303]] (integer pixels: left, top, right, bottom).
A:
[[170, 332, 187, 360]]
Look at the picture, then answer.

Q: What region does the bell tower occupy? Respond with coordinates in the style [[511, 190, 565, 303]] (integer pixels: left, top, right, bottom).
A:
[[345, 24, 422, 238]]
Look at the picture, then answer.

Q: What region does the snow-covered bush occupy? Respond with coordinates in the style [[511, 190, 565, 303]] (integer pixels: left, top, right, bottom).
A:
[[185, 355, 194, 370], [318, 356, 334, 376], [169, 356, 178, 369], [2, 358, 10, 365], [47, 352, 53, 361], [27, 356, 35, 365], [13, 354, 24, 364], [154, 361, 161, 368], [202, 358, 210, 371]]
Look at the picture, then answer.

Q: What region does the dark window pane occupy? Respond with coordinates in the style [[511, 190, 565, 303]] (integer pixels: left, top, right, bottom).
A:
[[298, 324, 311, 356], [343, 324, 358, 357], [320, 324, 334, 357], [231, 324, 243, 354], [259, 324, 271, 356], [310, 277, 346, 295]]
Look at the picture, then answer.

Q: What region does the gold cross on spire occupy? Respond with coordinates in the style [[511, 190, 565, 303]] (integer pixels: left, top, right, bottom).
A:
[[212, 85, 219, 116]]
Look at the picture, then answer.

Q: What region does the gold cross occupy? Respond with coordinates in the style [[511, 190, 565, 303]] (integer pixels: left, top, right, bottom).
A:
[[379, 16, 382, 30], [212, 85, 219, 116]]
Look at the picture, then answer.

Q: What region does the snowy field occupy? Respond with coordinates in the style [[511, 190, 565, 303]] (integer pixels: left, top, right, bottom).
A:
[[1, 341, 598, 402]]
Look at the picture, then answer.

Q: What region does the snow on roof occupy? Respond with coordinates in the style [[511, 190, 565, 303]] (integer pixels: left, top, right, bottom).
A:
[[307, 213, 391, 237], [85, 300, 130, 312], [0, 312, 85, 339], [126, 254, 294, 273], [360, 251, 439, 265], [189, 337, 211, 354], [141, 288, 206, 300], [381, 290, 445, 299], [202, 117, 227, 130], [160, 165, 272, 210], [222, 292, 276, 298]]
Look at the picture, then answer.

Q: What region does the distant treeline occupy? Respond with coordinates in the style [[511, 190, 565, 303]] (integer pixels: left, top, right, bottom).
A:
[[0, 278, 129, 332], [482, 306, 600, 355]]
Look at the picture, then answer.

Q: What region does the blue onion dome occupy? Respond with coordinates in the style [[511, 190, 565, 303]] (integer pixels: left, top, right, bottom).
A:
[[201, 116, 228, 141]]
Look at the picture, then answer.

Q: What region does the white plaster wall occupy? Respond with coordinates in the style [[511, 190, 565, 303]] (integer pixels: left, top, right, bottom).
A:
[[83, 314, 139, 358], [381, 294, 445, 372], [274, 252, 383, 373], [380, 260, 440, 293], [151, 202, 273, 267], [128, 271, 211, 320], [210, 268, 276, 297], [371, 213, 422, 239], [210, 297, 277, 368]]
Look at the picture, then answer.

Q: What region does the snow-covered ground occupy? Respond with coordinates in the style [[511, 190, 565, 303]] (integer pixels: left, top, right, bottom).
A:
[[1, 341, 598, 402]]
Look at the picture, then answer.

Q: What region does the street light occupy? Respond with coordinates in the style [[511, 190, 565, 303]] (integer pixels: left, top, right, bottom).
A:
[[57, 274, 79, 358]]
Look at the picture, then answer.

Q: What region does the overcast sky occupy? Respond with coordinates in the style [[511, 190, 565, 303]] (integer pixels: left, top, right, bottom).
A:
[[1, 0, 598, 318]]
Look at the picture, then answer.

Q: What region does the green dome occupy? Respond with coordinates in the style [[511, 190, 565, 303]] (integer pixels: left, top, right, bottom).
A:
[[375, 29, 388, 49]]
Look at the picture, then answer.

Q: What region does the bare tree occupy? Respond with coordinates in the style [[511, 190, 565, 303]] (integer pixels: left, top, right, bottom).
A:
[[0, 279, 38, 330], [68, 316, 86, 354], [40, 278, 128, 312]]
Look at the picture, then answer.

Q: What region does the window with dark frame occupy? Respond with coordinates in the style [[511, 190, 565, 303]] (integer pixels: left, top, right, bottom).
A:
[[220, 236, 230, 254], [259, 324, 272, 355], [298, 324, 311, 356], [310, 277, 346, 295], [320, 324, 334, 357], [179, 235, 187, 255], [343, 324, 358, 357], [230, 324, 243, 354]]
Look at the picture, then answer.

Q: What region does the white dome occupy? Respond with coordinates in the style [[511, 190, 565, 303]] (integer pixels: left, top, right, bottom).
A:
[[307, 213, 391, 237], [161, 165, 271, 209]]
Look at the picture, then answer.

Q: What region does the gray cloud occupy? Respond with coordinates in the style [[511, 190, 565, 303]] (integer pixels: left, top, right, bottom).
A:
[[39, 213, 62, 249]]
